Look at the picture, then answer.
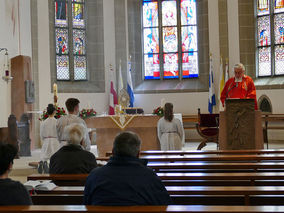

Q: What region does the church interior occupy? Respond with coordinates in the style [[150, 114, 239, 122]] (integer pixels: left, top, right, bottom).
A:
[[1, 0, 284, 211]]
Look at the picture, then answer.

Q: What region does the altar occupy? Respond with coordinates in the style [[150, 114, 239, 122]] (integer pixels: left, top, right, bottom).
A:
[[85, 115, 160, 157]]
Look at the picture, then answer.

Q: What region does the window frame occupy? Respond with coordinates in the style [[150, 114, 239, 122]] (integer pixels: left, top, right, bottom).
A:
[[54, 0, 88, 82], [141, 0, 199, 81]]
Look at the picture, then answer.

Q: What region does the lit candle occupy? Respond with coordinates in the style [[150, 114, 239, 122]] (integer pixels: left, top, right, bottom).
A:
[[53, 83, 58, 96]]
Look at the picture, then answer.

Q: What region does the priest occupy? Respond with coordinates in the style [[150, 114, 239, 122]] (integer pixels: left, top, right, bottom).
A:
[[220, 63, 258, 110]]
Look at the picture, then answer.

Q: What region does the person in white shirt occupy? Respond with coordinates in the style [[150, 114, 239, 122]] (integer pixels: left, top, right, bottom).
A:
[[56, 98, 91, 151], [39, 104, 60, 173], [157, 103, 184, 150]]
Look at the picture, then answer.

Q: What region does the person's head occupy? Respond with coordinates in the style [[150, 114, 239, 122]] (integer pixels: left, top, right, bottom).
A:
[[112, 131, 141, 158], [47, 104, 56, 116], [234, 63, 245, 80], [65, 98, 80, 114], [164, 102, 174, 122], [0, 143, 18, 177], [64, 123, 86, 147]]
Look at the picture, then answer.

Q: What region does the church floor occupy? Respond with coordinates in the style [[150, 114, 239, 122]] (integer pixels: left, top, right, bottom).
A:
[[10, 140, 284, 184]]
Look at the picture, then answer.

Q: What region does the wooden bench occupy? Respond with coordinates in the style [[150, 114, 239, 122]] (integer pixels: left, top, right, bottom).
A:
[[34, 185, 284, 206], [28, 172, 284, 187], [105, 149, 284, 157], [97, 154, 284, 162], [5, 205, 284, 212]]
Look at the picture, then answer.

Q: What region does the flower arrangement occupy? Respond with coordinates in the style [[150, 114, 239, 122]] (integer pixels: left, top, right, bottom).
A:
[[79, 109, 97, 119], [39, 107, 66, 121], [153, 106, 164, 117]]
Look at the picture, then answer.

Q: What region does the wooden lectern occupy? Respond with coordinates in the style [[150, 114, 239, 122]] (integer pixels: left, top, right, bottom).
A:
[[219, 99, 263, 150]]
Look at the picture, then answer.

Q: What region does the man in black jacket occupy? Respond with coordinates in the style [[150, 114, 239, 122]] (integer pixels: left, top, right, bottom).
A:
[[0, 142, 32, 205], [84, 131, 172, 206]]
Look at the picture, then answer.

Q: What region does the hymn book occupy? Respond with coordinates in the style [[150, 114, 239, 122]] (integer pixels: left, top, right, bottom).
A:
[[24, 180, 57, 191]]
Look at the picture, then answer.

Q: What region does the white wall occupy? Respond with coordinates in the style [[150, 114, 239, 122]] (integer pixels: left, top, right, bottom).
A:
[[0, 0, 32, 127]]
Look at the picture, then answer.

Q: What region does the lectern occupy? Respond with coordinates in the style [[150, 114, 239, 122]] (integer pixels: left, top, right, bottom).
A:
[[219, 99, 263, 150]]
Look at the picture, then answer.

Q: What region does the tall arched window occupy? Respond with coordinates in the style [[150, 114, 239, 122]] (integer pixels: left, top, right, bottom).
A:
[[142, 0, 198, 80], [55, 0, 87, 81], [256, 0, 284, 77]]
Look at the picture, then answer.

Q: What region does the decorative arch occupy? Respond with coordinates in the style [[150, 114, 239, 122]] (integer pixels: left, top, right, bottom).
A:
[[258, 94, 272, 113]]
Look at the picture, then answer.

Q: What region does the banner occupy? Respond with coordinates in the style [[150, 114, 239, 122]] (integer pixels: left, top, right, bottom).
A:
[[127, 56, 134, 107], [108, 64, 118, 115], [208, 54, 216, 114]]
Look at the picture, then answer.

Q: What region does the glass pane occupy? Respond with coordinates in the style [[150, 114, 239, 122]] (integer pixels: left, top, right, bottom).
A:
[[163, 27, 178, 52], [275, 45, 284, 75], [275, 0, 284, 13], [143, 28, 159, 54], [257, 0, 269, 15], [55, 1, 68, 27], [74, 56, 87, 80], [162, 1, 177, 26], [72, 2, 85, 28], [182, 52, 198, 78], [73, 30, 86, 55], [72, 0, 84, 2], [258, 47, 271, 76], [274, 14, 284, 44], [144, 54, 160, 79], [143, 1, 158, 27], [257, 16, 271, 46], [56, 55, 70, 80], [182, 26, 197, 52], [181, 0, 196, 25], [163, 53, 179, 79], [56, 28, 69, 55]]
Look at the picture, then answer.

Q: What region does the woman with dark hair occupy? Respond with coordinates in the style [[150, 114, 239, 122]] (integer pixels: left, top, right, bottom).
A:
[[39, 104, 60, 173], [157, 103, 184, 150]]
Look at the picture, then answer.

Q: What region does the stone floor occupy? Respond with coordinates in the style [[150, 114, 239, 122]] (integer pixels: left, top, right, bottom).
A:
[[10, 140, 284, 184]]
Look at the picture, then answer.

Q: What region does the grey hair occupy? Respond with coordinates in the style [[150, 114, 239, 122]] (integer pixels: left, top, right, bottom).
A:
[[234, 63, 245, 72], [64, 123, 86, 145], [113, 131, 141, 157]]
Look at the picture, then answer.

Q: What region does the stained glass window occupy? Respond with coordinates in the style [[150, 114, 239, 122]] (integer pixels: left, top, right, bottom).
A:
[[142, 0, 198, 80], [274, 14, 284, 44], [257, 16, 271, 46], [257, 0, 269, 15], [256, 0, 284, 77], [55, 0, 87, 81]]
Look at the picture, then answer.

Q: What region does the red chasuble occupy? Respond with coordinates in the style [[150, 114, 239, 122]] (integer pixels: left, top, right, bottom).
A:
[[220, 75, 258, 110]]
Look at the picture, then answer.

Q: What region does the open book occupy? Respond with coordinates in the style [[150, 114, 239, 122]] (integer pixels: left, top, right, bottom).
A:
[[24, 180, 57, 191]]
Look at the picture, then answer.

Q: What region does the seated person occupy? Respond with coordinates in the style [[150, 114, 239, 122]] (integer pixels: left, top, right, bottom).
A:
[[84, 131, 172, 206], [0, 142, 32, 205], [50, 123, 97, 174]]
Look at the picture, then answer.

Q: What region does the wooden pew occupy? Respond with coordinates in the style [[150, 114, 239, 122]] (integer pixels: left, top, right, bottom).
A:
[[5, 205, 284, 213], [34, 185, 284, 206], [28, 172, 284, 187], [105, 149, 284, 157], [97, 154, 284, 162]]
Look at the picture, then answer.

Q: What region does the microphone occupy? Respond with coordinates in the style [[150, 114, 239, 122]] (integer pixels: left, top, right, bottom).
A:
[[225, 83, 237, 100]]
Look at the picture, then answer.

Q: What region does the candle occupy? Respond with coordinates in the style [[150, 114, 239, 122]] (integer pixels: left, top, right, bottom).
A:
[[53, 83, 58, 96]]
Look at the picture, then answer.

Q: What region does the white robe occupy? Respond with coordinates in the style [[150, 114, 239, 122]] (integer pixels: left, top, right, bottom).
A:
[[56, 114, 91, 151], [40, 117, 60, 161], [157, 117, 184, 151]]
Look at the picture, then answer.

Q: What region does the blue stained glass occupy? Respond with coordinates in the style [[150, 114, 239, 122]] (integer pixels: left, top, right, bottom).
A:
[[144, 28, 159, 53], [164, 53, 179, 79], [144, 54, 160, 79], [181, 0, 196, 25], [143, 2, 158, 27], [73, 30, 85, 55], [182, 26, 197, 52], [56, 28, 69, 55], [163, 27, 178, 52], [274, 14, 284, 44], [258, 16, 271, 46], [162, 1, 177, 26]]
